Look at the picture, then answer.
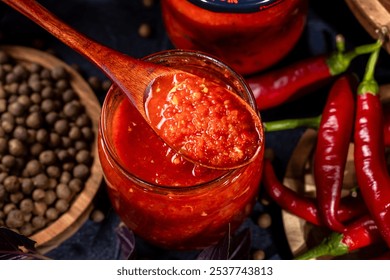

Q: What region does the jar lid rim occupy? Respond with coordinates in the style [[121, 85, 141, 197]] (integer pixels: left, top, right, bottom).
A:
[[187, 0, 283, 13]]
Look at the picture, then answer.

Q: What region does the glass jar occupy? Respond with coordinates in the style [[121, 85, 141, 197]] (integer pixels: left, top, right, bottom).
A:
[[161, 0, 309, 75], [98, 50, 264, 250]]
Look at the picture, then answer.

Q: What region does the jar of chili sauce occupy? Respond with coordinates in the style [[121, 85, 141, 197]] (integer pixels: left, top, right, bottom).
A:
[[161, 0, 308, 75], [98, 50, 264, 250]]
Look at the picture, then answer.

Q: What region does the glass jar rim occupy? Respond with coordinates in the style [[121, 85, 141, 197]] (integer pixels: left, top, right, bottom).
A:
[[187, 0, 284, 13], [99, 49, 262, 193]]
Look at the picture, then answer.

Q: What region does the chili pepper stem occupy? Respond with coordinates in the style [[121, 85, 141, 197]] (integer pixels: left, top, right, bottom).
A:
[[358, 41, 382, 95], [294, 232, 349, 260], [264, 115, 321, 132], [327, 38, 382, 76]]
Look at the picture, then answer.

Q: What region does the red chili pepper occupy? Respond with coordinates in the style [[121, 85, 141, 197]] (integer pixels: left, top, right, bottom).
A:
[[353, 43, 390, 247], [294, 215, 383, 259], [313, 74, 357, 232], [248, 37, 381, 111], [262, 159, 367, 226]]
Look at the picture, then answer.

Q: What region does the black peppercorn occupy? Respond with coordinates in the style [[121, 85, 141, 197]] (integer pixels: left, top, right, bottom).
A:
[[13, 125, 28, 141], [33, 173, 50, 189], [6, 209, 24, 228], [56, 183, 71, 200], [26, 111, 42, 129], [25, 159, 42, 177], [19, 198, 34, 213], [8, 138, 26, 157], [54, 119, 69, 135], [39, 150, 57, 165], [2, 154, 16, 169], [3, 175, 20, 193]]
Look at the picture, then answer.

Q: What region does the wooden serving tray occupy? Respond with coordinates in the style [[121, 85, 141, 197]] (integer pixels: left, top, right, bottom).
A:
[[0, 45, 103, 254], [345, 0, 390, 52]]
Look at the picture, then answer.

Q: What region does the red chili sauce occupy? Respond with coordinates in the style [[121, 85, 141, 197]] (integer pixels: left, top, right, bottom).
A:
[[98, 85, 264, 249], [145, 72, 261, 169], [161, 0, 308, 75], [113, 92, 226, 186]]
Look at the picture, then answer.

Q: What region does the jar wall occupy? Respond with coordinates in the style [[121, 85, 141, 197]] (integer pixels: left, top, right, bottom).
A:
[[98, 50, 264, 249]]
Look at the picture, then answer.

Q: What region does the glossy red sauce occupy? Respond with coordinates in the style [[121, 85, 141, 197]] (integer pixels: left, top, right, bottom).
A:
[[145, 72, 261, 169], [113, 91, 226, 186], [161, 0, 308, 75]]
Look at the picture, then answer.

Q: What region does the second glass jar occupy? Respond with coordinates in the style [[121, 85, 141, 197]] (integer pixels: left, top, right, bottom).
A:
[[161, 0, 309, 75]]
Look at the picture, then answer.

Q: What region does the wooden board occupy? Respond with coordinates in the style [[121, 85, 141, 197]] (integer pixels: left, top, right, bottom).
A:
[[0, 45, 103, 254], [345, 0, 390, 53]]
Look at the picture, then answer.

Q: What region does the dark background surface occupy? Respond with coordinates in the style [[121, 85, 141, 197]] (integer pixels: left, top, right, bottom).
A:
[[0, 0, 388, 260]]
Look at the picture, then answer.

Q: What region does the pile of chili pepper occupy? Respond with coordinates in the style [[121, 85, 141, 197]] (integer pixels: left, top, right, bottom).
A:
[[259, 32, 390, 259]]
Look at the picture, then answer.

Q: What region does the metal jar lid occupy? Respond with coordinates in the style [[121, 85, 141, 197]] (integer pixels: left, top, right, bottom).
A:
[[187, 0, 284, 13]]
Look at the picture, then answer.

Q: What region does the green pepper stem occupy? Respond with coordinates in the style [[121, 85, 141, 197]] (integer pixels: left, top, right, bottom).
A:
[[357, 40, 382, 96], [327, 38, 382, 76], [294, 232, 349, 260], [264, 115, 321, 132]]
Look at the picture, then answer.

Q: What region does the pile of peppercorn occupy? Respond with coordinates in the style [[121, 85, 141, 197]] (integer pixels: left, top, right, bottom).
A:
[[0, 49, 94, 237]]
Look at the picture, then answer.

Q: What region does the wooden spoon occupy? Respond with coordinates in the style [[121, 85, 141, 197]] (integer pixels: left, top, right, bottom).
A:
[[2, 0, 263, 170]]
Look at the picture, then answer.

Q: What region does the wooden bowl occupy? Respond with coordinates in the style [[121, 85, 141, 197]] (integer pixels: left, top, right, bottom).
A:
[[0, 46, 103, 253], [345, 0, 390, 53], [282, 85, 390, 259]]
